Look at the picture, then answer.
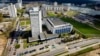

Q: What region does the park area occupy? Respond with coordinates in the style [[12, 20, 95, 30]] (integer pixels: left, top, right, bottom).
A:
[[61, 17, 100, 37]]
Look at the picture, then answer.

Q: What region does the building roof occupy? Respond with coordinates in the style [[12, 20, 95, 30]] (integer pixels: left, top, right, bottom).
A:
[[47, 18, 67, 26]]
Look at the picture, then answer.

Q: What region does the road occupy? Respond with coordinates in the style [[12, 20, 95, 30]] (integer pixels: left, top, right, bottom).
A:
[[36, 39, 100, 56]]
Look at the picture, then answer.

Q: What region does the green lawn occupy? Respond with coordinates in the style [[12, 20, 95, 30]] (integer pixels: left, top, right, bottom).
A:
[[20, 20, 31, 26], [26, 20, 31, 25], [61, 17, 100, 37], [20, 21, 25, 26], [47, 11, 57, 17]]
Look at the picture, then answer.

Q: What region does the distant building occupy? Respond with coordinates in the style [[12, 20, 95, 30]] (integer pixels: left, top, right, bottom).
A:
[[16, 0, 22, 9], [15, 3, 22, 9], [45, 18, 73, 34], [69, 6, 100, 15], [29, 7, 42, 42], [8, 3, 17, 18], [42, 2, 67, 11]]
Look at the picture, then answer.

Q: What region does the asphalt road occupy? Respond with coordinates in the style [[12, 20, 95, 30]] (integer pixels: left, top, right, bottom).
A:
[[36, 39, 100, 56]]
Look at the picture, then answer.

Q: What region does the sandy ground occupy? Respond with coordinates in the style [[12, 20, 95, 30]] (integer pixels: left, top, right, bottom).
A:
[[0, 35, 7, 56], [79, 49, 100, 56], [86, 49, 100, 56]]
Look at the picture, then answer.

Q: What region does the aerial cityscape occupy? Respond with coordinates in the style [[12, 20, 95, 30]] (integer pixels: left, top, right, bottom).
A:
[[0, 0, 100, 56]]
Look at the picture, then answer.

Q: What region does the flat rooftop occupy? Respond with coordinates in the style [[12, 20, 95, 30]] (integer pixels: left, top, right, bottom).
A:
[[28, 37, 39, 42], [47, 18, 67, 26], [40, 31, 59, 40]]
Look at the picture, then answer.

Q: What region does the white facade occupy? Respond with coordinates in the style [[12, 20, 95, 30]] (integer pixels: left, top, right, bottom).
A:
[[8, 4, 17, 18], [29, 7, 42, 41]]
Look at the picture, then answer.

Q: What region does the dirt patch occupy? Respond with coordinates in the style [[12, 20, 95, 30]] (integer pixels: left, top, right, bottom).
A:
[[0, 35, 7, 56], [79, 49, 100, 56]]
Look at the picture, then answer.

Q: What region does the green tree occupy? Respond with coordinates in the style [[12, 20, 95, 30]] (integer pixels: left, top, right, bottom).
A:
[[15, 44, 20, 49], [0, 13, 3, 22]]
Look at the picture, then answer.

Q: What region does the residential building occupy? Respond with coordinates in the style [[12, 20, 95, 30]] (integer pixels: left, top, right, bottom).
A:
[[42, 2, 67, 12]]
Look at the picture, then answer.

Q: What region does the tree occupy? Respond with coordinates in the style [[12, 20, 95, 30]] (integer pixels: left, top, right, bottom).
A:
[[0, 13, 3, 22], [15, 44, 20, 49]]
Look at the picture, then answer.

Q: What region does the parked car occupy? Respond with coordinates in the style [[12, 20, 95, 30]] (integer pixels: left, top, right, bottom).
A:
[[13, 52, 16, 55], [39, 47, 44, 50], [24, 51, 28, 54], [29, 49, 36, 53]]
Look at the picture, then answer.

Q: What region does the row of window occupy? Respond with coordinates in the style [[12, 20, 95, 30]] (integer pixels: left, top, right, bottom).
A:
[[55, 28, 71, 34]]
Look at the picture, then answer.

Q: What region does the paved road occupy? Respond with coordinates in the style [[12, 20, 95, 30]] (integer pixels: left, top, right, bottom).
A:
[[36, 39, 100, 56], [10, 38, 100, 56], [68, 39, 100, 49]]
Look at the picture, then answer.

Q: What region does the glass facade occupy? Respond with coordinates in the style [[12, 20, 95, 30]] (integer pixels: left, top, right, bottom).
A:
[[55, 28, 71, 34]]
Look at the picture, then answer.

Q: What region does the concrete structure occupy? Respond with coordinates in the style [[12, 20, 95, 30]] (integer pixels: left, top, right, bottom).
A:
[[8, 3, 17, 18], [29, 7, 42, 42], [45, 18, 73, 34]]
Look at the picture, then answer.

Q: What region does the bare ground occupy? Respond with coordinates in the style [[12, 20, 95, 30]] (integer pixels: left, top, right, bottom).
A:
[[0, 35, 7, 56], [79, 48, 100, 56]]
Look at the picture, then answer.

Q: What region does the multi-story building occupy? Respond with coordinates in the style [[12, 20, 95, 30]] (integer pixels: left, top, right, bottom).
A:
[[29, 7, 42, 42], [8, 3, 17, 18], [45, 18, 73, 34]]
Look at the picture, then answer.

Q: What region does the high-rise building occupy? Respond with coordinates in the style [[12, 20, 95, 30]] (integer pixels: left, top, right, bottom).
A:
[[8, 3, 17, 18], [29, 7, 42, 42]]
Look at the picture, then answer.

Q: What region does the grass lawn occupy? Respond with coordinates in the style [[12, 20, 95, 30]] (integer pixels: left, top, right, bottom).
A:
[[61, 17, 100, 37], [47, 11, 57, 17], [93, 20, 100, 29], [20, 20, 31, 26], [20, 21, 25, 26], [26, 20, 31, 25]]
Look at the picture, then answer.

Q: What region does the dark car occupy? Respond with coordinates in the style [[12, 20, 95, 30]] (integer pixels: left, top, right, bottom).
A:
[[45, 45, 49, 48], [29, 49, 36, 53], [24, 51, 28, 54], [39, 47, 44, 50], [13, 52, 16, 55]]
